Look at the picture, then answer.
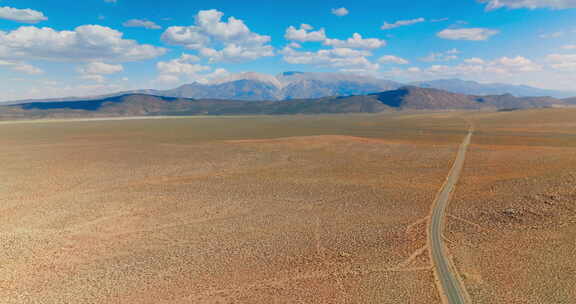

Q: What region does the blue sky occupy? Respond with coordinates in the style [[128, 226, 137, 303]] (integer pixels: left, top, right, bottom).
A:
[[1, 0, 576, 101]]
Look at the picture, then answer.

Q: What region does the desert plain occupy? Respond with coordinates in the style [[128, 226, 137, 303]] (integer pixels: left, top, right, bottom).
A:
[[0, 110, 575, 303]]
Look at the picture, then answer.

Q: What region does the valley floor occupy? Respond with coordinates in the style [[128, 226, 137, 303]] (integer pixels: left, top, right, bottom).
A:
[[1, 110, 574, 303]]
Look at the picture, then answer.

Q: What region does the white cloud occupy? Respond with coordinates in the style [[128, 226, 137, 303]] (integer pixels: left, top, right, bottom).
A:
[[0, 25, 166, 62], [546, 53, 576, 71], [156, 53, 229, 84], [324, 33, 386, 49], [562, 44, 576, 50], [0, 6, 47, 23], [407, 67, 422, 73], [288, 42, 302, 48], [78, 62, 123, 83], [331, 7, 349, 16], [389, 55, 541, 81], [381, 18, 425, 30], [421, 49, 460, 62], [285, 24, 326, 42], [123, 19, 161, 30], [162, 9, 273, 62], [437, 28, 499, 41], [378, 55, 409, 64], [17, 83, 130, 102], [464, 57, 486, 64], [480, 0, 576, 10], [0, 60, 43, 75], [197, 44, 274, 63], [539, 31, 564, 38], [281, 46, 379, 71], [493, 56, 542, 71], [80, 74, 106, 83], [80, 62, 123, 75], [104, 0, 117, 3]]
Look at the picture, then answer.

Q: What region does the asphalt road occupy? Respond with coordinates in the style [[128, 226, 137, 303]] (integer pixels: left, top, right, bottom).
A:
[[429, 129, 473, 304]]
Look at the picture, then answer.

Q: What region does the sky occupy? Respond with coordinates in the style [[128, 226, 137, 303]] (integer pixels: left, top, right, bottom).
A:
[[1, 0, 576, 101]]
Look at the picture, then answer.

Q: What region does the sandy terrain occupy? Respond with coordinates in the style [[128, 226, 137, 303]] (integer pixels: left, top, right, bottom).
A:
[[447, 109, 576, 303], [0, 114, 465, 303]]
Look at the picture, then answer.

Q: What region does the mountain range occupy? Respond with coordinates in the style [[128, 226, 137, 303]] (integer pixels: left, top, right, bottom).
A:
[[135, 72, 403, 101], [139, 72, 575, 100], [4, 72, 574, 106], [1, 86, 571, 120], [410, 79, 574, 98]]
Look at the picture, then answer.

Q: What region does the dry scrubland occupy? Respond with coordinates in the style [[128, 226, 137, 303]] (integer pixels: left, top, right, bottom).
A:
[[0, 113, 467, 304], [448, 108, 576, 303], [2, 109, 575, 303]]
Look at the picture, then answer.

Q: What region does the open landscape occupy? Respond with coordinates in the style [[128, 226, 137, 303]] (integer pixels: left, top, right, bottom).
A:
[[0, 113, 465, 303], [446, 109, 576, 303], [0, 109, 574, 303], [3, 1, 576, 303]]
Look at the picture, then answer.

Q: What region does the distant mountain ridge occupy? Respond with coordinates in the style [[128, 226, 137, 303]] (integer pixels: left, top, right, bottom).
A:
[[145, 72, 403, 101], [2, 72, 574, 105], [0, 86, 568, 120], [411, 79, 574, 98]]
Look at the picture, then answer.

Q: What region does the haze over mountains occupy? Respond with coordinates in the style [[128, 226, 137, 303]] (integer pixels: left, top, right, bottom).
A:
[[410, 79, 574, 98], [4, 72, 575, 107], [1, 71, 575, 119], [2, 85, 572, 120], [136, 72, 403, 101], [139, 72, 575, 100]]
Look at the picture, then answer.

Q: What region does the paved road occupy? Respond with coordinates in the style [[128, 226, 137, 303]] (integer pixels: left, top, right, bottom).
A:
[[429, 128, 473, 304]]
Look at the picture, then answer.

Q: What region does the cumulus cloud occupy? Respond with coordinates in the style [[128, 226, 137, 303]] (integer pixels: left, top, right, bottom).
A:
[[324, 33, 386, 49], [162, 9, 273, 62], [288, 42, 302, 48], [78, 62, 123, 83], [378, 55, 409, 64], [381, 18, 425, 30], [464, 57, 486, 64], [156, 53, 229, 84], [0, 25, 166, 62], [281, 46, 379, 71], [437, 28, 499, 41], [0, 60, 43, 75], [331, 7, 349, 16], [0, 6, 47, 23], [123, 19, 161, 30], [421, 49, 460, 62], [390, 55, 541, 81], [80, 74, 106, 83], [285, 24, 327, 42], [546, 53, 576, 71], [492, 56, 542, 72], [479, 0, 576, 10], [80, 62, 123, 75]]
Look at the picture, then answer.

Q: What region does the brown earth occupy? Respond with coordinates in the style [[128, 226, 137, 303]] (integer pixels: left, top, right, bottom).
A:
[[3, 109, 575, 303], [0, 114, 465, 304], [447, 108, 576, 303]]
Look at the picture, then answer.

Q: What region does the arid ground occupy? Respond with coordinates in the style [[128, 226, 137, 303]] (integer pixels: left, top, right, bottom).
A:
[[0, 114, 465, 304], [1, 110, 575, 303], [448, 108, 576, 304]]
